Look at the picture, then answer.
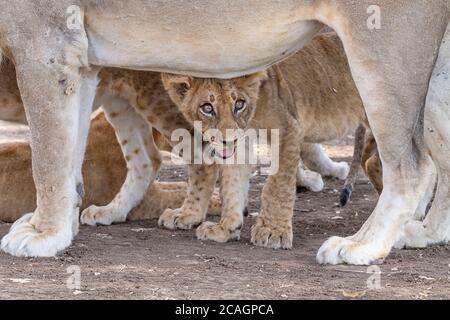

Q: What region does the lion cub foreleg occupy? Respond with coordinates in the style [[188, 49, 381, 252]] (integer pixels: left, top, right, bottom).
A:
[[196, 164, 251, 242], [251, 120, 302, 249], [81, 97, 157, 226], [159, 164, 219, 230]]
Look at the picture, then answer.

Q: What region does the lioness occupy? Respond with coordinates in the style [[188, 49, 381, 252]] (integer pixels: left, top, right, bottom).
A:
[[1, 1, 448, 266]]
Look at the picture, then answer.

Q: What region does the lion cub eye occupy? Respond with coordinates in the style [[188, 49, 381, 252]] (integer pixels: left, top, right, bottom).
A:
[[234, 99, 247, 114], [200, 103, 215, 117]]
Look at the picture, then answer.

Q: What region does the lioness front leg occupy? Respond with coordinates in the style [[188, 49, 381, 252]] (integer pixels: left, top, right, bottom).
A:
[[81, 97, 158, 226], [317, 19, 443, 265], [1, 34, 95, 257], [197, 164, 251, 242], [159, 164, 218, 230], [251, 122, 301, 249]]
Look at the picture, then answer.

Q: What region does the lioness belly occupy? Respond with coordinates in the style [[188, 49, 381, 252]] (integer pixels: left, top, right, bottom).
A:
[[85, 1, 323, 78]]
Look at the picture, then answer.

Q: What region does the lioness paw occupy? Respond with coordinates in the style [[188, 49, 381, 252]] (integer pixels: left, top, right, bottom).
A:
[[251, 216, 293, 249], [196, 221, 240, 243], [158, 208, 203, 230], [316, 236, 387, 265], [1, 213, 72, 257]]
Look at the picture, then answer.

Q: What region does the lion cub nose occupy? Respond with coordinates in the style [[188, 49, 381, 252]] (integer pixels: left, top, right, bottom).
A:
[[222, 138, 238, 145]]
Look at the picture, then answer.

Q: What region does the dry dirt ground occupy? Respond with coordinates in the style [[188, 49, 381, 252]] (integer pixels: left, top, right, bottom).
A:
[[0, 145, 449, 300]]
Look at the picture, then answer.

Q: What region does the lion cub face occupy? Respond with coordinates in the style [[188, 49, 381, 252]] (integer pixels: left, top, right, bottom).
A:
[[162, 72, 267, 159]]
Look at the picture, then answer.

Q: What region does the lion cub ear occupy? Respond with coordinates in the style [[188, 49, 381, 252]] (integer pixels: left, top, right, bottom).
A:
[[237, 71, 269, 90], [161, 73, 194, 105]]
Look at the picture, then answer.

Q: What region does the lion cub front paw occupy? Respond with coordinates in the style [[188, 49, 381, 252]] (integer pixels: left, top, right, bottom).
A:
[[251, 216, 293, 249], [158, 208, 204, 230], [196, 221, 241, 243], [81, 205, 125, 226]]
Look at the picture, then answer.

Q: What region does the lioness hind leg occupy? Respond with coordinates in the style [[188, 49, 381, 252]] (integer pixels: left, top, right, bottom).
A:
[[81, 97, 158, 226], [365, 152, 383, 194], [197, 164, 251, 243], [1, 38, 94, 257], [396, 25, 450, 249], [296, 158, 324, 193]]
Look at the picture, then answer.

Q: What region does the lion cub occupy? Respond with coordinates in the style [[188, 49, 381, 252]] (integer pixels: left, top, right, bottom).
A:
[[159, 33, 368, 247]]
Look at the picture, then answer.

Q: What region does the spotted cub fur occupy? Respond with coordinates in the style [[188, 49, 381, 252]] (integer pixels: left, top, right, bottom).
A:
[[159, 33, 371, 248]]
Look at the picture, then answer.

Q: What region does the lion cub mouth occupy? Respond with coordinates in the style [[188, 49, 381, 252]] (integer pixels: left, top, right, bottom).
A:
[[212, 140, 238, 160]]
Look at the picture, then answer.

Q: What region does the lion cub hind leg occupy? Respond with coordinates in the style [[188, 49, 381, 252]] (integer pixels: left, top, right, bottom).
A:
[[129, 181, 188, 220], [130, 181, 222, 221], [301, 143, 350, 180], [81, 97, 158, 226], [296, 159, 324, 193], [197, 164, 251, 243], [159, 164, 218, 230]]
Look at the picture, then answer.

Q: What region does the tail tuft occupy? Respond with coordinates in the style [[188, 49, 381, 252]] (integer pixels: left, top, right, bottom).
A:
[[339, 185, 353, 207]]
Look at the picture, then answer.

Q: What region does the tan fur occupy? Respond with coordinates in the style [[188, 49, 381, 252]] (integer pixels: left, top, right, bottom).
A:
[[0, 58, 25, 123], [0, 109, 193, 223], [362, 132, 383, 195]]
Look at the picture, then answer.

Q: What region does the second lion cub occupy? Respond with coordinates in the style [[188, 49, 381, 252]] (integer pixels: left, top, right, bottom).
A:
[[159, 33, 369, 248]]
